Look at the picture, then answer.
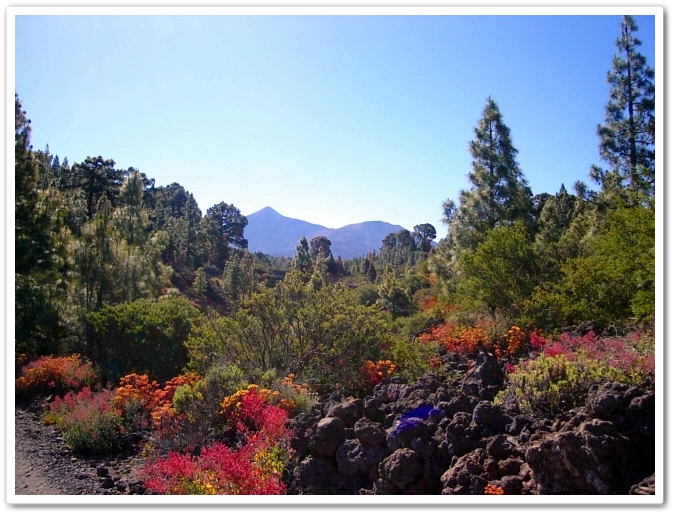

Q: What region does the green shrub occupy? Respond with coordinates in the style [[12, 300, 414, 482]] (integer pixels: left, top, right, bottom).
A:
[[495, 353, 629, 415], [185, 277, 389, 395], [88, 296, 200, 382], [385, 338, 441, 383], [171, 363, 248, 448]]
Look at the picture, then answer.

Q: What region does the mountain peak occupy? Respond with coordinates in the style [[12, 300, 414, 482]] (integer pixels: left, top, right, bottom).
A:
[[245, 207, 404, 258], [252, 206, 280, 216]]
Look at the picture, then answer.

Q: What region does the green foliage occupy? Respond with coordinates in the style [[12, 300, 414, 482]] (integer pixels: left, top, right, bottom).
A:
[[443, 97, 534, 254], [171, 364, 248, 447], [222, 250, 258, 310], [528, 204, 654, 329], [412, 223, 437, 254], [377, 265, 413, 318], [185, 275, 389, 394], [535, 184, 578, 250], [379, 229, 418, 269], [292, 236, 313, 278], [200, 202, 248, 270], [192, 266, 208, 299], [456, 221, 537, 319], [147, 182, 203, 268], [14, 95, 69, 355], [385, 338, 440, 383], [88, 296, 200, 382], [67, 156, 125, 221], [495, 353, 627, 415], [352, 281, 380, 307]]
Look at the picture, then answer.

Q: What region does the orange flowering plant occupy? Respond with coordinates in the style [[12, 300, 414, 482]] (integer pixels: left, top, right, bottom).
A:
[[16, 354, 99, 399], [417, 322, 489, 357]]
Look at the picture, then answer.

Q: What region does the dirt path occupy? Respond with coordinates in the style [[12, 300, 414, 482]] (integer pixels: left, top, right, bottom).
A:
[[13, 403, 144, 496]]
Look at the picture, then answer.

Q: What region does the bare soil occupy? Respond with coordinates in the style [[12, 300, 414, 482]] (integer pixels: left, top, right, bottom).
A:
[[13, 400, 146, 496]]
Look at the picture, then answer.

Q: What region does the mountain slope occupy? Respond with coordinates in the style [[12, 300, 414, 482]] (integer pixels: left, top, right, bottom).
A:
[[245, 207, 405, 259]]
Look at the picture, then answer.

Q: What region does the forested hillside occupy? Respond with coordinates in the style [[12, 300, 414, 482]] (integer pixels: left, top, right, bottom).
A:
[[14, 15, 656, 497]]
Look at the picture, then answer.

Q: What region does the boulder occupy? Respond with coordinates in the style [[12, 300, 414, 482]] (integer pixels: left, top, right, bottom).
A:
[[379, 448, 422, 490], [353, 418, 386, 446], [326, 397, 364, 427], [309, 417, 346, 457]]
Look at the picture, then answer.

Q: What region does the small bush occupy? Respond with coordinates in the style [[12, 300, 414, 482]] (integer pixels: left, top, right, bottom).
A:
[[386, 338, 441, 383], [170, 364, 249, 449], [417, 322, 489, 357], [110, 372, 201, 453], [16, 354, 98, 399], [45, 387, 124, 455], [354, 359, 397, 396], [495, 353, 625, 415], [271, 373, 318, 417], [88, 296, 200, 382], [492, 326, 529, 361], [219, 385, 290, 441], [143, 381, 293, 495]]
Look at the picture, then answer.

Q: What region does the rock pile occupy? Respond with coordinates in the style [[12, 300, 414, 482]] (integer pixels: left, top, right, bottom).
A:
[[284, 351, 655, 496]]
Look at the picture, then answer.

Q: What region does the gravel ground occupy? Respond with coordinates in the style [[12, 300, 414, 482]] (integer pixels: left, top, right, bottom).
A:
[[13, 401, 146, 497]]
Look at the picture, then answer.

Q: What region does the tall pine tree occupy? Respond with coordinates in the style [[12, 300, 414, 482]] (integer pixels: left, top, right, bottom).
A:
[[443, 97, 533, 253], [15, 94, 68, 355], [592, 15, 655, 203]]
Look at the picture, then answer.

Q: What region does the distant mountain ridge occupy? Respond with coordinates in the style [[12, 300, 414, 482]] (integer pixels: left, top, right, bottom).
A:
[[245, 207, 405, 259]]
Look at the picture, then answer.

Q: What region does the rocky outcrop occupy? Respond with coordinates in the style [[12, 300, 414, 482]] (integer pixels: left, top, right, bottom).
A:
[[284, 351, 656, 496]]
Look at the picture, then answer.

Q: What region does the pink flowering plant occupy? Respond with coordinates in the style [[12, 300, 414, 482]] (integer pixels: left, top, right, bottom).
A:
[[495, 330, 655, 415], [43, 386, 124, 454]]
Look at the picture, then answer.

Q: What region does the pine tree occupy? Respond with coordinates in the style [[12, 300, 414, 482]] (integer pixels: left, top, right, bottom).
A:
[[445, 97, 533, 253], [69, 156, 124, 220], [592, 15, 655, 203], [201, 202, 248, 271], [15, 94, 68, 354], [292, 236, 313, 278]]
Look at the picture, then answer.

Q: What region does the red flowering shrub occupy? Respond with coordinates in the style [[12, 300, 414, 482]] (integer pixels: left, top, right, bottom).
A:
[[141, 441, 286, 495], [529, 332, 547, 352], [143, 383, 292, 495], [220, 385, 290, 442], [16, 354, 99, 399]]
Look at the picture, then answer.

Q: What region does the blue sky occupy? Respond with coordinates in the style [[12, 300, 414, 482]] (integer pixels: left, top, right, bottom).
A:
[[12, 8, 658, 235]]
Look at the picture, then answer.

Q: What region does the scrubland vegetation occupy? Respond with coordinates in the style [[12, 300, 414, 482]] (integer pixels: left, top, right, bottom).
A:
[[15, 16, 656, 495]]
